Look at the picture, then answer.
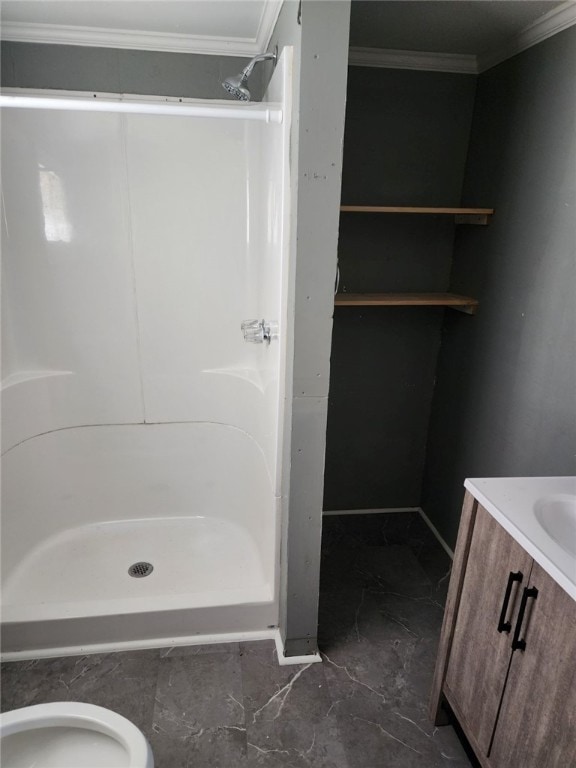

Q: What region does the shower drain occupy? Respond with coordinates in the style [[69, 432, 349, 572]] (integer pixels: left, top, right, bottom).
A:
[[128, 562, 154, 578]]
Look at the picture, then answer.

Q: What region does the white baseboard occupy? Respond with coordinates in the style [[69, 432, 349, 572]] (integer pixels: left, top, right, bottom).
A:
[[0, 628, 278, 663], [274, 630, 322, 666], [322, 505, 454, 559], [323, 506, 420, 516], [418, 508, 454, 559], [2, 628, 324, 668]]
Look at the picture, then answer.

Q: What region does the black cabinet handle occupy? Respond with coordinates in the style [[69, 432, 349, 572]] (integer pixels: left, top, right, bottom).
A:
[[511, 586, 538, 651], [497, 571, 523, 633]]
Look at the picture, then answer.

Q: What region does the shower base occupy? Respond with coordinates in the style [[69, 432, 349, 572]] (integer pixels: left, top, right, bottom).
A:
[[2, 516, 275, 658]]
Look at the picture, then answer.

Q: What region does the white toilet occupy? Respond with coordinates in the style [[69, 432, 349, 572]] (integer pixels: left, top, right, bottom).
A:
[[0, 702, 154, 768]]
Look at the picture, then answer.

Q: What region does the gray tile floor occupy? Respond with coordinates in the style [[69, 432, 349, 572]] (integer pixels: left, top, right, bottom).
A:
[[1, 512, 477, 767]]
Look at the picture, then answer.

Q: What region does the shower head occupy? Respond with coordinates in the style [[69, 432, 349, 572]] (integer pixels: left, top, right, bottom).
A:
[[222, 72, 251, 102], [222, 50, 277, 102]]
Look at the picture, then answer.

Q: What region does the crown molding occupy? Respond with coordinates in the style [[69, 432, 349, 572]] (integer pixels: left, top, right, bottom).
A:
[[348, 46, 478, 74], [0, 21, 260, 56], [255, 0, 283, 55], [477, 1, 576, 72], [0, 1, 283, 58]]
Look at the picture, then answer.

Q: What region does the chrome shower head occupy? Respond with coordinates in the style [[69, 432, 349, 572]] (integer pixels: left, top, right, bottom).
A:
[[222, 72, 251, 102], [222, 50, 277, 102]]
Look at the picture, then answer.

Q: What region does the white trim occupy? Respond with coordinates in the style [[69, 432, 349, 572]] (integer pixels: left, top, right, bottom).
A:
[[477, 1, 576, 72], [2, 628, 324, 667], [348, 46, 477, 74], [323, 506, 421, 516], [254, 0, 283, 56], [0, 22, 255, 56], [418, 508, 454, 559], [0, 629, 277, 663], [322, 505, 454, 558], [0, 10, 282, 58], [274, 630, 322, 666], [0, 93, 283, 123]]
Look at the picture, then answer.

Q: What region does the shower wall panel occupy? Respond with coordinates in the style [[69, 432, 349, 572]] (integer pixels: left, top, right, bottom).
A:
[[246, 67, 291, 496], [1, 104, 288, 482], [124, 116, 273, 465], [1, 109, 145, 451]]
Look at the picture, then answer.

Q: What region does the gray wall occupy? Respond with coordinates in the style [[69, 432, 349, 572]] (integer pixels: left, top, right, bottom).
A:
[[1, 41, 263, 99], [324, 67, 477, 511], [422, 27, 576, 547]]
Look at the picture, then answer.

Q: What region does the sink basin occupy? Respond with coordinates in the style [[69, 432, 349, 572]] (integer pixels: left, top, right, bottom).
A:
[[534, 494, 576, 557]]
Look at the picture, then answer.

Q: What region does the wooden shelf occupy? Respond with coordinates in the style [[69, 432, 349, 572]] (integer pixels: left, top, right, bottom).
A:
[[334, 292, 479, 315], [340, 206, 494, 225]]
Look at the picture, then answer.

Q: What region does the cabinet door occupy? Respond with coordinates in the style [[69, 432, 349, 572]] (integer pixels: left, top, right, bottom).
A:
[[489, 560, 576, 768], [444, 504, 533, 755]]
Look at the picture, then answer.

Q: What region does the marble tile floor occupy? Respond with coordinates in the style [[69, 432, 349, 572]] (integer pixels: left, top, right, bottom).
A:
[[1, 512, 479, 767]]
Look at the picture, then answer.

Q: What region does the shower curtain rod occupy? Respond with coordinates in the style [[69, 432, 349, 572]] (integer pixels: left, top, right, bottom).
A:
[[0, 95, 283, 124]]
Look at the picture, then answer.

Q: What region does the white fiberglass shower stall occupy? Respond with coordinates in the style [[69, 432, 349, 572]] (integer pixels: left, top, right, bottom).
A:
[[1, 51, 292, 658]]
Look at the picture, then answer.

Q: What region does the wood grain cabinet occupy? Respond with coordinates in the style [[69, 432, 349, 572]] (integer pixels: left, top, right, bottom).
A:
[[430, 491, 576, 768]]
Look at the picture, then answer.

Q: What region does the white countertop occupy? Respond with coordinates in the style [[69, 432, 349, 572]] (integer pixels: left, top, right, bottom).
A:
[[465, 477, 576, 602]]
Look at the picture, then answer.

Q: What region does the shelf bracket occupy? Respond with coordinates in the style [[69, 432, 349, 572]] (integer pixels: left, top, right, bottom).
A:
[[454, 213, 492, 226], [451, 303, 478, 315]]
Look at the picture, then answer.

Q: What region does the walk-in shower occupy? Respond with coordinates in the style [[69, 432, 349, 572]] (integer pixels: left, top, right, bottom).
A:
[[1, 50, 292, 658]]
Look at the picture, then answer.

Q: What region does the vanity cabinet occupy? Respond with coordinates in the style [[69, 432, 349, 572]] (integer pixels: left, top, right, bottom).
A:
[[430, 491, 576, 768]]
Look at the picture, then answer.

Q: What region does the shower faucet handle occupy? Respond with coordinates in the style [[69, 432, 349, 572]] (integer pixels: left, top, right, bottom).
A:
[[241, 319, 278, 344], [241, 319, 262, 343]]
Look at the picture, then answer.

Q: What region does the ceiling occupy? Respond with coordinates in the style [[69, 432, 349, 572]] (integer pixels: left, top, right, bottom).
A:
[[349, 1, 567, 55], [0, 1, 283, 56]]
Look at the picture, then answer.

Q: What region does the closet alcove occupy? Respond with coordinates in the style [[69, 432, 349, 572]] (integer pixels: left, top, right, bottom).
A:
[[323, 3, 575, 550]]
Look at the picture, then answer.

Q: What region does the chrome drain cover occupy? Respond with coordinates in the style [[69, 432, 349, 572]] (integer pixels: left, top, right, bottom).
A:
[[128, 561, 154, 578]]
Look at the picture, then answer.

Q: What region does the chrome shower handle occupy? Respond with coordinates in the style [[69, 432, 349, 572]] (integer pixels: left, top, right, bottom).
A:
[[241, 319, 278, 344]]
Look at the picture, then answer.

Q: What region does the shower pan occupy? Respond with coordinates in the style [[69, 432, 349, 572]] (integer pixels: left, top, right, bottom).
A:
[[0, 50, 293, 658]]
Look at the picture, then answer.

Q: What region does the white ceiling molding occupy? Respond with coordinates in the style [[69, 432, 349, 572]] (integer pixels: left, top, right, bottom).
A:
[[348, 47, 478, 74], [254, 0, 283, 57], [0, 22, 255, 55], [477, 1, 576, 72], [0, 1, 282, 58]]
